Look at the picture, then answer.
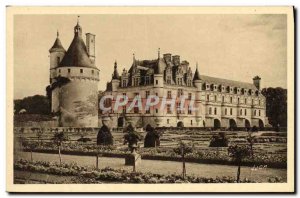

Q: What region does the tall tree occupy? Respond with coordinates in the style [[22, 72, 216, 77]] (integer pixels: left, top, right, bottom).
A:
[[261, 87, 287, 127]]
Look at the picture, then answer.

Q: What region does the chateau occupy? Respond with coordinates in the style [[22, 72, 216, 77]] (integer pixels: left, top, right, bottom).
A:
[[103, 52, 268, 129], [48, 19, 267, 128]]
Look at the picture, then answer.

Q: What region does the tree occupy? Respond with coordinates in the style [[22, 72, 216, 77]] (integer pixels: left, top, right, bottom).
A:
[[261, 87, 287, 127], [123, 124, 142, 153], [209, 132, 229, 156], [174, 141, 193, 180], [228, 145, 251, 183], [97, 124, 114, 145], [14, 95, 51, 115], [52, 131, 68, 165], [144, 124, 161, 148]]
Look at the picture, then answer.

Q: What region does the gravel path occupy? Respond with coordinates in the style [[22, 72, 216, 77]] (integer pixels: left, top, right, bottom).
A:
[[15, 151, 286, 182]]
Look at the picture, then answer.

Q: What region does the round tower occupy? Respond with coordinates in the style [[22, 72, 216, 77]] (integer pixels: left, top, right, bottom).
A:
[[193, 63, 203, 126], [50, 18, 100, 127]]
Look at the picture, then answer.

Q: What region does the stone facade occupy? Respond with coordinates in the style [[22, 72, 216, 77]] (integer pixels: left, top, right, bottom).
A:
[[48, 20, 99, 127], [102, 52, 267, 129]]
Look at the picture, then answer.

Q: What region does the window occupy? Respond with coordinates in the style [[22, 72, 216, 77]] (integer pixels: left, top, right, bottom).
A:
[[156, 80, 158, 85], [80, 69, 83, 73], [214, 108, 217, 115], [166, 76, 171, 84], [214, 95, 217, 102], [252, 99, 254, 105], [244, 98, 247, 104], [254, 110, 256, 116], [188, 93, 192, 100], [230, 97, 233, 103], [238, 98, 240, 104], [259, 99, 261, 105], [240, 109, 243, 115], [145, 76, 150, 85], [176, 102, 181, 114], [167, 91, 172, 99], [155, 93, 158, 96], [259, 110, 261, 116], [209, 107, 212, 115], [222, 96, 225, 103], [188, 105, 192, 114], [225, 108, 227, 115], [146, 109, 150, 114], [68, 69, 71, 73], [245, 109, 247, 116], [207, 95, 210, 101], [59, 69, 61, 74], [167, 104, 172, 114], [122, 80, 127, 87], [230, 108, 233, 115], [91, 70, 94, 74], [156, 109, 158, 113], [178, 89, 183, 97], [167, 119, 170, 124], [191, 120, 193, 126], [146, 91, 150, 99]]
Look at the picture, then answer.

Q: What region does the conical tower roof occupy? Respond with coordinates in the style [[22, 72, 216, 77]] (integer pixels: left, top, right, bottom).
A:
[[193, 63, 201, 81], [49, 31, 65, 53], [112, 61, 120, 80], [58, 20, 97, 69]]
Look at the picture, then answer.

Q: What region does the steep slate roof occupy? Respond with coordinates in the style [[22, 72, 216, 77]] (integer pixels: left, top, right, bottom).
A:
[[193, 67, 201, 81], [59, 35, 96, 69], [200, 75, 257, 90], [49, 35, 65, 53]]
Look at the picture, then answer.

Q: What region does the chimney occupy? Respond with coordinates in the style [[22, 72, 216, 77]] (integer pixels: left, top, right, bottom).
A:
[[163, 53, 172, 62], [86, 33, 96, 64], [172, 55, 180, 66], [253, 76, 261, 90]]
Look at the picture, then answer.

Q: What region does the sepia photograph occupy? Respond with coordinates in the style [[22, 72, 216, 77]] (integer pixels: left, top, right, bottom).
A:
[[6, 6, 294, 193]]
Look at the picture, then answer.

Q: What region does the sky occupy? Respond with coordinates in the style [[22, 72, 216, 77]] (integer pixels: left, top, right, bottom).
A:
[[13, 14, 287, 99]]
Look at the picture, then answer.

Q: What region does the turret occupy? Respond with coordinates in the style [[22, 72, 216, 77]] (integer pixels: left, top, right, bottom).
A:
[[193, 62, 202, 90], [49, 31, 66, 69], [253, 76, 261, 90], [111, 61, 120, 91]]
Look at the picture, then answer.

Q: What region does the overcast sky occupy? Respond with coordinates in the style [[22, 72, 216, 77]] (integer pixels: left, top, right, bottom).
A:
[[14, 14, 287, 99]]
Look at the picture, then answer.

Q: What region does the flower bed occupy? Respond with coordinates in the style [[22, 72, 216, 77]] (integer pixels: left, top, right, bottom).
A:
[[14, 159, 283, 183], [21, 141, 287, 168]]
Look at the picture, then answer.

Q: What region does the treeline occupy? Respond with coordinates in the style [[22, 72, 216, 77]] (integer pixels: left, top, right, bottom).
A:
[[261, 87, 287, 127], [14, 95, 50, 115]]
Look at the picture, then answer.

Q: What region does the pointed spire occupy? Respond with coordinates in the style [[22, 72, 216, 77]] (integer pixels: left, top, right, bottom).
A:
[[74, 16, 82, 36], [49, 30, 65, 53], [77, 15, 80, 25], [158, 48, 160, 58], [112, 60, 120, 80], [193, 62, 201, 81]]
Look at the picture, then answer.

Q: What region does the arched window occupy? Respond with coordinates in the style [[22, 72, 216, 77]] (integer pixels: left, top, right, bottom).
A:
[[209, 107, 212, 114], [214, 95, 217, 102], [238, 97, 240, 104], [214, 108, 217, 115], [225, 108, 227, 115], [244, 109, 247, 116], [240, 109, 243, 115], [259, 110, 261, 116], [244, 98, 247, 104], [230, 97, 233, 103], [230, 108, 233, 115], [80, 69, 83, 73]]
